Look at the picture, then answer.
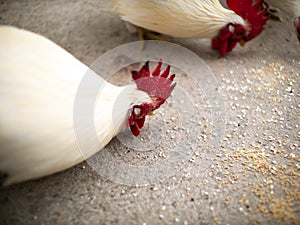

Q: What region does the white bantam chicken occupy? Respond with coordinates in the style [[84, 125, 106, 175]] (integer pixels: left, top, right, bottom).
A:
[[0, 26, 176, 186], [265, 0, 300, 42], [111, 0, 270, 56]]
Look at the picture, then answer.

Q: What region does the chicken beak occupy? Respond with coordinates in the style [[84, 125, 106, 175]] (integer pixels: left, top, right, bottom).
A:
[[239, 39, 246, 47], [147, 111, 155, 116]]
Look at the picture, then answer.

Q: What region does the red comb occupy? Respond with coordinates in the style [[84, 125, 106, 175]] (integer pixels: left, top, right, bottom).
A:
[[227, 0, 270, 41], [132, 59, 176, 109], [128, 60, 176, 136]]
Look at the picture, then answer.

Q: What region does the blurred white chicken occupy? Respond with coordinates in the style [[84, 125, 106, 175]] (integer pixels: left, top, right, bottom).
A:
[[0, 26, 176, 185], [265, 0, 300, 42], [111, 0, 270, 56]]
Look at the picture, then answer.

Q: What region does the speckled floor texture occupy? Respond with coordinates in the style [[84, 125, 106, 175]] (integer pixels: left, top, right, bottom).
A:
[[0, 1, 299, 225]]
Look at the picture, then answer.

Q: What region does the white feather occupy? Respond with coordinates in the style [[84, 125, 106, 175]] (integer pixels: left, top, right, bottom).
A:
[[0, 26, 151, 185], [112, 0, 245, 38]]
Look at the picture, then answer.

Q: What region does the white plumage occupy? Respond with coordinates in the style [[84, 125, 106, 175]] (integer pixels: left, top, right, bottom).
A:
[[112, 0, 245, 38], [0, 26, 155, 185]]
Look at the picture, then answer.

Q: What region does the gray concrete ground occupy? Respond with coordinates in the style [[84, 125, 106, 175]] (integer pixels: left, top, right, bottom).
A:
[[0, 0, 299, 224]]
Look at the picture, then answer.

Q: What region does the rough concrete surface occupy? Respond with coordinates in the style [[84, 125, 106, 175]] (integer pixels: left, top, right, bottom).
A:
[[0, 0, 299, 225]]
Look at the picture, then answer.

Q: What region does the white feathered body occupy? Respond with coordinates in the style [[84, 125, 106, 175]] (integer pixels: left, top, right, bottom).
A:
[[0, 26, 151, 185], [112, 0, 246, 38]]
